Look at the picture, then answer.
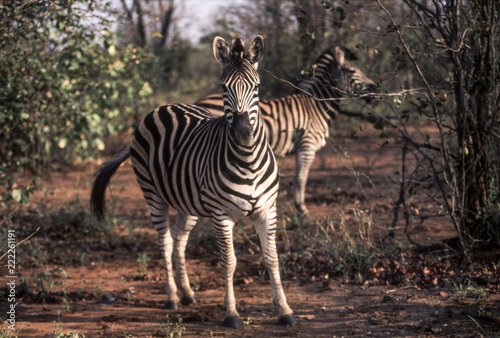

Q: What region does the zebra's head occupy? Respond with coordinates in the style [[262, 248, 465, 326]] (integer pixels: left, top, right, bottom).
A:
[[303, 46, 377, 103], [213, 36, 264, 146]]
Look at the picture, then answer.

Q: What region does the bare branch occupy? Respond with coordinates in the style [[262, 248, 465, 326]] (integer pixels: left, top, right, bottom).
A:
[[0, 226, 41, 262], [376, 0, 436, 102], [156, 0, 174, 49], [120, 0, 133, 21], [263, 68, 430, 102], [134, 0, 146, 47]]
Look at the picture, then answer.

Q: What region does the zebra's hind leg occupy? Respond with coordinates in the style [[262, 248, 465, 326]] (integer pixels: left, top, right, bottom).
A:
[[251, 205, 297, 326], [294, 145, 316, 217], [151, 204, 180, 310], [212, 217, 241, 328], [172, 213, 198, 306]]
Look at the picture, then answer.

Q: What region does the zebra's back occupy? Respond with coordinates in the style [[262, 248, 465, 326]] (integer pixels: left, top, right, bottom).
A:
[[131, 104, 215, 217], [259, 93, 330, 156]]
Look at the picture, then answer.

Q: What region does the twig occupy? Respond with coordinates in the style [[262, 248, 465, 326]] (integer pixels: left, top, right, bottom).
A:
[[262, 68, 429, 102], [376, 0, 436, 102], [0, 226, 41, 262], [337, 108, 393, 125]]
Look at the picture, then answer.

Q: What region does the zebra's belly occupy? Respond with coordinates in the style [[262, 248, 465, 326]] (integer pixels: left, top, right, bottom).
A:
[[160, 184, 260, 222]]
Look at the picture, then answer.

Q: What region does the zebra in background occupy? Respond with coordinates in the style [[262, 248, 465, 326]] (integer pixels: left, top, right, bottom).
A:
[[196, 46, 377, 216], [91, 36, 297, 328]]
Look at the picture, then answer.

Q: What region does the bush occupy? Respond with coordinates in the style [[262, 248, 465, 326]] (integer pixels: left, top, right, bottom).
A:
[[0, 0, 155, 205]]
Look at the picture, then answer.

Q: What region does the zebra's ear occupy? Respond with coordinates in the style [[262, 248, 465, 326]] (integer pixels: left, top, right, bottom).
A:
[[335, 46, 358, 64], [334, 46, 346, 66], [213, 36, 230, 64], [248, 35, 265, 65]]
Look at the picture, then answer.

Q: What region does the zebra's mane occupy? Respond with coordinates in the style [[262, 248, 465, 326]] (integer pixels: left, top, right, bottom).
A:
[[298, 46, 358, 93], [230, 38, 246, 61]]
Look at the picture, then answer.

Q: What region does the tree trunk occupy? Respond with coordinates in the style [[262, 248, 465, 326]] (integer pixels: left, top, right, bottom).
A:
[[454, 0, 498, 247]]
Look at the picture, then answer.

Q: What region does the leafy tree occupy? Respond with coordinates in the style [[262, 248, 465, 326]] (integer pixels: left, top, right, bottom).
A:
[[0, 0, 155, 205]]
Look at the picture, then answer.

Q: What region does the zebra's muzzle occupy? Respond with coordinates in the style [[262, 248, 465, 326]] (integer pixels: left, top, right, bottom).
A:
[[230, 111, 253, 146], [361, 83, 378, 103]]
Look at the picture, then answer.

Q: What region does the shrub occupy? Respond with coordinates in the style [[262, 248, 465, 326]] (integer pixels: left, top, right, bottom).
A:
[[0, 0, 155, 205]]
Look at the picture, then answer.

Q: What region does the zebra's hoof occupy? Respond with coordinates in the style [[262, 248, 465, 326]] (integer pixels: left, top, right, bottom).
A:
[[165, 300, 179, 310], [180, 296, 197, 306], [278, 314, 298, 326], [223, 316, 242, 328]]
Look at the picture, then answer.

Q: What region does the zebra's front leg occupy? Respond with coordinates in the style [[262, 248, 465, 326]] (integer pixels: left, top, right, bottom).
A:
[[252, 205, 297, 326], [172, 213, 198, 306], [294, 145, 316, 217], [150, 204, 179, 309], [212, 218, 241, 328]]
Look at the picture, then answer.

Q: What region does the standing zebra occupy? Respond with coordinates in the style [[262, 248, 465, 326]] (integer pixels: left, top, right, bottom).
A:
[[91, 36, 297, 328], [196, 46, 377, 216]]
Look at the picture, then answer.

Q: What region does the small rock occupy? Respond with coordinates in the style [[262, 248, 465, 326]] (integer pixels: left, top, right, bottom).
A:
[[381, 295, 394, 303], [323, 279, 337, 290], [367, 317, 382, 326], [100, 293, 119, 305]]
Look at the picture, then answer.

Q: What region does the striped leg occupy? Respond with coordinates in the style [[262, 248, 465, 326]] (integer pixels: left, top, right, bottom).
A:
[[172, 213, 198, 306], [251, 205, 297, 326], [295, 145, 316, 216], [150, 204, 179, 309], [212, 217, 241, 328]]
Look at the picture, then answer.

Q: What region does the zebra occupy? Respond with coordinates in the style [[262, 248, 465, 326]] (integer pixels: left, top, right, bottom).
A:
[[196, 46, 377, 216], [90, 36, 297, 328]]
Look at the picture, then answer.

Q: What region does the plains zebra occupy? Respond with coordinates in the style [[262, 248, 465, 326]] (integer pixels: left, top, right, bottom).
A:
[[90, 36, 297, 328], [196, 46, 377, 216]]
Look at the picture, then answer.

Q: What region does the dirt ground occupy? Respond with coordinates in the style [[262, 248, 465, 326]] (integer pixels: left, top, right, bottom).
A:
[[1, 123, 499, 337]]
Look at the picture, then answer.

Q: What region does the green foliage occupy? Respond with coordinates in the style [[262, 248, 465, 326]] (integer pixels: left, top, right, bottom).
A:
[[34, 267, 69, 303], [155, 315, 185, 338], [1, 173, 35, 205], [282, 212, 385, 283], [136, 252, 152, 276], [47, 203, 112, 239], [0, 0, 155, 205], [52, 311, 86, 338], [321, 0, 347, 27]]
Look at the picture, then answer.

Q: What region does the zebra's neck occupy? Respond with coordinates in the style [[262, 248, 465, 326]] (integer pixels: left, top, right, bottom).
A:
[[297, 78, 341, 120]]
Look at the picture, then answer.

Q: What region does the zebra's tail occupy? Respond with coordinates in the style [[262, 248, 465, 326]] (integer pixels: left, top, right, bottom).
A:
[[90, 146, 131, 220]]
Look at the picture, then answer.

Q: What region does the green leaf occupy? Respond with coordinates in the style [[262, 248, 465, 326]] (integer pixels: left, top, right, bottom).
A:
[[336, 7, 346, 21], [21, 188, 30, 205], [11, 189, 22, 203]]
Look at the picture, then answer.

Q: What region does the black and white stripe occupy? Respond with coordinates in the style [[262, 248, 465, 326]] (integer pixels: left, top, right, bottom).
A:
[[90, 36, 296, 328], [196, 46, 377, 215]]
